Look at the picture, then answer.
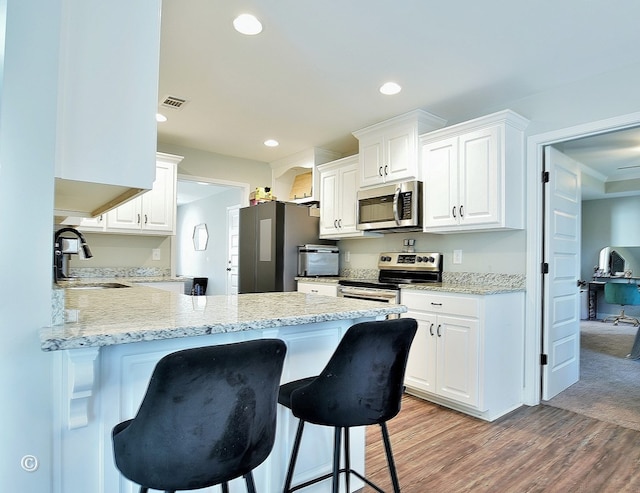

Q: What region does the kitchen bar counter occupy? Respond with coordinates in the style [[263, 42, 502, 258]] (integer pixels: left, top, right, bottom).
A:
[[43, 286, 405, 493], [42, 284, 405, 351]]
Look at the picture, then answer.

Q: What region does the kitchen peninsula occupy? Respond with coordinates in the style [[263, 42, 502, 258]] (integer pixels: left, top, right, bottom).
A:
[[41, 284, 404, 493]]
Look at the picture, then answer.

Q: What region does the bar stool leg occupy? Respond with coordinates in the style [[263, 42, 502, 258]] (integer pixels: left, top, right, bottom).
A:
[[283, 420, 305, 493], [381, 423, 401, 493], [332, 427, 342, 493], [244, 472, 257, 493], [343, 427, 351, 493]]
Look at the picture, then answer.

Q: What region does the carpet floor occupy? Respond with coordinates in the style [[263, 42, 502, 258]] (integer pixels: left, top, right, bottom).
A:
[[544, 320, 640, 431]]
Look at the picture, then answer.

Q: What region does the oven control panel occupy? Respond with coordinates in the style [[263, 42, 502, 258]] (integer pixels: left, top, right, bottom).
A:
[[378, 252, 442, 271]]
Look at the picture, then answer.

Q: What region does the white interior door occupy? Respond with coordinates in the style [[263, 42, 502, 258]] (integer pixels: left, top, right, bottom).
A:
[[226, 206, 240, 295], [542, 146, 581, 400]]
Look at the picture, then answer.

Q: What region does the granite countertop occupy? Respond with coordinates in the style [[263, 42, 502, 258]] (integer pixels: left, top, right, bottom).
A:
[[399, 283, 523, 295], [41, 285, 406, 352], [296, 273, 525, 295]]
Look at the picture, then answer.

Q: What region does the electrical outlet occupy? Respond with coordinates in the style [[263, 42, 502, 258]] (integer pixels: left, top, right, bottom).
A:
[[453, 249, 462, 264], [152, 248, 161, 261], [345, 251, 351, 263]]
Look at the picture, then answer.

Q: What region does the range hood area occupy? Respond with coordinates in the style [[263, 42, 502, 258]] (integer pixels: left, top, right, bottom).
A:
[[54, 179, 147, 222]]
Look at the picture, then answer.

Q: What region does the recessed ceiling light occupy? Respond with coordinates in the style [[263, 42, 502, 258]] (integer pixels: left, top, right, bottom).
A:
[[264, 139, 279, 147], [233, 14, 263, 35], [156, 113, 167, 122], [379, 82, 402, 95]]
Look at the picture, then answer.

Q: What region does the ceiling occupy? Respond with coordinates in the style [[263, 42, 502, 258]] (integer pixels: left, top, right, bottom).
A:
[[159, 0, 640, 199]]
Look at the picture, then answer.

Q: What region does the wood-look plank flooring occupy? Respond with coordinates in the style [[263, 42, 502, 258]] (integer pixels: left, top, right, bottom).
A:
[[363, 395, 640, 493]]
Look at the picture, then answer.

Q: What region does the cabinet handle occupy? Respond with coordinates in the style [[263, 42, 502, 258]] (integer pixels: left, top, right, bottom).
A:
[[429, 323, 434, 336], [334, 219, 338, 229], [144, 214, 148, 224], [437, 324, 442, 337], [137, 214, 141, 224], [338, 219, 342, 228], [384, 165, 388, 176], [452, 206, 457, 218], [460, 205, 464, 218], [430, 302, 442, 306], [379, 166, 383, 177]]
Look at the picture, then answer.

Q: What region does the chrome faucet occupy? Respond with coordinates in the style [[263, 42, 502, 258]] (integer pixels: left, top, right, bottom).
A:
[[53, 227, 93, 283]]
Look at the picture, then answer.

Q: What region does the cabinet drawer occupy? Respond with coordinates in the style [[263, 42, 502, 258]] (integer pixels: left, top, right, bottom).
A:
[[401, 291, 479, 318], [297, 282, 338, 297]]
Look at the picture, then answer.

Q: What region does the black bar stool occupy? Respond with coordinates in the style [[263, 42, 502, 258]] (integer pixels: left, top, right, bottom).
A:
[[112, 339, 287, 493], [278, 318, 418, 493]]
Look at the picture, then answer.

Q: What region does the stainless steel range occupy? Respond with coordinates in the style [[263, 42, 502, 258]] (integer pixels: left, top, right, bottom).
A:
[[338, 252, 443, 304]]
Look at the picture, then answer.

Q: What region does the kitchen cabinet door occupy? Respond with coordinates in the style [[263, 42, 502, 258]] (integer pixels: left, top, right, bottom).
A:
[[457, 126, 500, 227], [106, 159, 177, 235], [422, 110, 529, 233], [357, 122, 417, 187], [297, 281, 338, 297], [354, 110, 446, 188], [436, 314, 480, 408], [404, 310, 438, 394], [318, 156, 371, 239], [422, 136, 459, 228]]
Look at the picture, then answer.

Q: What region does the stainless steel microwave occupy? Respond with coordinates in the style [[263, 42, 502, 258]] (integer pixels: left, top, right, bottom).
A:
[[356, 180, 423, 232]]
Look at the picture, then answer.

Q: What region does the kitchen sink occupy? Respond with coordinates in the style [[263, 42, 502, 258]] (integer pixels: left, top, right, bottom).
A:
[[65, 282, 130, 290]]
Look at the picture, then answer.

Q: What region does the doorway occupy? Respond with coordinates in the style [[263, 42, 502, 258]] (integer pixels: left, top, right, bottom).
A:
[[175, 175, 248, 295], [525, 111, 640, 405]]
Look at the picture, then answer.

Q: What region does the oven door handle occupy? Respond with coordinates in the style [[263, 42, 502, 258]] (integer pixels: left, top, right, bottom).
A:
[[392, 187, 401, 225], [338, 287, 398, 302]]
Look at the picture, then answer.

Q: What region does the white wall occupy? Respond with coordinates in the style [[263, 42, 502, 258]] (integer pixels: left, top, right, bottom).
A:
[[68, 233, 172, 270], [0, 0, 59, 489], [582, 196, 640, 280], [340, 230, 526, 275], [176, 188, 243, 294], [158, 141, 271, 194]]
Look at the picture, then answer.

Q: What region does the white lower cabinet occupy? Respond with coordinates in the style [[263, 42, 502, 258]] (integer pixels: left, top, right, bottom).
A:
[[401, 289, 524, 421], [297, 281, 338, 297]]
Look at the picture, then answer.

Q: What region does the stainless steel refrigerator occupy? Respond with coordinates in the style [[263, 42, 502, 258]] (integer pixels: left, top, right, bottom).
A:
[[239, 201, 332, 293]]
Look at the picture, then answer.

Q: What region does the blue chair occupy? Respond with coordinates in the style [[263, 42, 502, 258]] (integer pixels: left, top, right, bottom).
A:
[[603, 282, 640, 327]]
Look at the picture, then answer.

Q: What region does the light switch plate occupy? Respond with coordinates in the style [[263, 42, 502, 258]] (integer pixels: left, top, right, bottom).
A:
[[152, 248, 161, 261], [453, 249, 462, 264]]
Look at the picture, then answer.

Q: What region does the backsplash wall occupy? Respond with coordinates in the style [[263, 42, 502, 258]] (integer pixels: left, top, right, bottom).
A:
[[339, 229, 527, 275], [67, 233, 172, 270]]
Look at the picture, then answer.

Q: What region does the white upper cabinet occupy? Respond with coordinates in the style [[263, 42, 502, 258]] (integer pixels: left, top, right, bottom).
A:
[[421, 110, 529, 233], [318, 156, 360, 238], [106, 155, 179, 234], [318, 156, 382, 239], [54, 0, 162, 218], [75, 153, 181, 235], [353, 110, 446, 188]]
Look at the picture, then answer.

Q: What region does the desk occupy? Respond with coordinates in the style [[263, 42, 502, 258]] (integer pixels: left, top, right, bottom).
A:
[[588, 277, 640, 320]]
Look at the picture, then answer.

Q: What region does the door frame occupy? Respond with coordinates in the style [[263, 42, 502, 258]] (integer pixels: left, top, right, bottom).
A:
[[524, 111, 640, 405]]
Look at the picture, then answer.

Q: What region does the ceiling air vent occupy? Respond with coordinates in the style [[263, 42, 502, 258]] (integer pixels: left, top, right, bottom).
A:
[[160, 95, 188, 110]]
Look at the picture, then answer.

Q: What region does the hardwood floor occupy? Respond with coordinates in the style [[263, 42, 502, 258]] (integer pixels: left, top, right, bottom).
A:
[[364, 395, 640, 492]]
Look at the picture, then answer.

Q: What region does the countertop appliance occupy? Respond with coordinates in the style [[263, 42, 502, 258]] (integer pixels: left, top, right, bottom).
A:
[[239, 201, 335, 293], [356, 180, 423, 232], [338, 251, 443, 304], [297, 244, 340, 277]]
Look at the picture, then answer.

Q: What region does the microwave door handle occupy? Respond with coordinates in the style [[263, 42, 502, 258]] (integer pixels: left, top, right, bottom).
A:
[[393, 187, 401, 224]]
